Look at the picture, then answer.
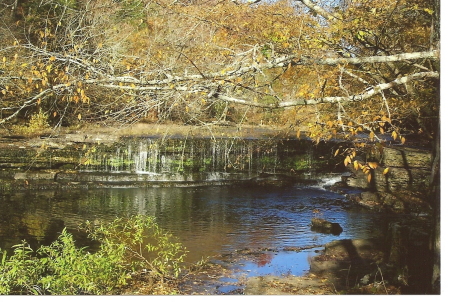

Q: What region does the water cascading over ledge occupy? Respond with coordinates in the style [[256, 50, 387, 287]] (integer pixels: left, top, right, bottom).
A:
[[0, 135, 342, 190], [79, 137, 323, 184]]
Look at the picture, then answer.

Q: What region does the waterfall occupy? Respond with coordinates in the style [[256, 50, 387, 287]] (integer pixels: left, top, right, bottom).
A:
[[78, 137, 340, 182], [248, 141, 253, 174], [308, 175, 342, 190], [134, 141, 148, 173]]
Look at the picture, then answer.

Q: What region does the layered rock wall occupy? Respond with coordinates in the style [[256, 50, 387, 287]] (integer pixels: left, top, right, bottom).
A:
[[346, 146, 433, 213]]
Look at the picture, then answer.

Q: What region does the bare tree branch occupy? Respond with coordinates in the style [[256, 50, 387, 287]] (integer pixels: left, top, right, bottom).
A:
[[211, 71, 439, 108], [69, 50, 438, 86], [297, 51, 439, 66], [295, 0, 342, 21]]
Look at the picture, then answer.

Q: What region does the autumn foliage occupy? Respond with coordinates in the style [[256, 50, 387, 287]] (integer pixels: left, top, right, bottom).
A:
[[0, 0, 439, 144]]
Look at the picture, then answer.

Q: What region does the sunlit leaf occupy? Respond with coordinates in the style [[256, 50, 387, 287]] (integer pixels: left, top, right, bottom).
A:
[[368, 162, 378, 169], [334, 149, 339, 157], [344, 156, 351, 166], [353, 160, 359, 170], [392, 131, 398, 140], [383, 167, 389, 175], [367, 173, 372, 182]]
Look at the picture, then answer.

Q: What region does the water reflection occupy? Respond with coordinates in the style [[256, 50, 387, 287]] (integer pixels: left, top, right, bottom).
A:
[[0, 183, 395, 267], [238, 250, 315, 277]]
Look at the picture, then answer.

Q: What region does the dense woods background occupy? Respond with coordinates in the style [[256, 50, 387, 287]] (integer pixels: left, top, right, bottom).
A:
[[0, 0, 439, 138]]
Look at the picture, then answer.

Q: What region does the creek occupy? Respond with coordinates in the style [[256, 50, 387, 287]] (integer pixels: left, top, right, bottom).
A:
[[0, 134, 422, 293], [0, 178, 405, 287]]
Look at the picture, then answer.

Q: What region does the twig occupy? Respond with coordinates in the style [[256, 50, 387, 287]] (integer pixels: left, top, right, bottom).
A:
[[377, 264, 389, 295]]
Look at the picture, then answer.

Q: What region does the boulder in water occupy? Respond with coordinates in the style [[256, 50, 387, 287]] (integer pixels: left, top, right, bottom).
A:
[[311, 218, 343, 235]]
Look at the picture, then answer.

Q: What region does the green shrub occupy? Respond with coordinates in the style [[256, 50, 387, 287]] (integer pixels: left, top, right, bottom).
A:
[[11, 110, 51, 136], [0, 215, 187, 295], [0, 241, 43, 295], [37, 228, 129, 295], [83, 215, 187, 279]]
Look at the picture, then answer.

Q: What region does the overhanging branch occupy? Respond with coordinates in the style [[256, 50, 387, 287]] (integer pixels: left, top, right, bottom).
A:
[[295, 51, 439, 66], [213, 71, 439, 108]]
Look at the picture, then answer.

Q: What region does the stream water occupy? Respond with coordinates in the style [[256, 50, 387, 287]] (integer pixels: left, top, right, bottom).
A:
[[0, 175, 401, 288]]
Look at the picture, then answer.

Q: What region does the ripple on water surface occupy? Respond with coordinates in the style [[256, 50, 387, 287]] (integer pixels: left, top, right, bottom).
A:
[[0, 181, 398, 280]]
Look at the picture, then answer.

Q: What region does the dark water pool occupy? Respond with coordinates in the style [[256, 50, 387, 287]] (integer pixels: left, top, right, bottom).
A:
[[0, 178, 400, 278]]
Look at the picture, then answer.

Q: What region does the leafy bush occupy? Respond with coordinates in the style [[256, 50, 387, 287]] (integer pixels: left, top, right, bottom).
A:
[[11, 110, 51, 136], [83, 215, 187, 279], [0, 215, 187, 295], [0, 241, 44, 295]]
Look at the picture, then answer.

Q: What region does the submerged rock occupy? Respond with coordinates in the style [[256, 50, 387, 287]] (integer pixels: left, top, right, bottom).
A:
[[310, 218, 343, 235], [248, 172, 295, 187]]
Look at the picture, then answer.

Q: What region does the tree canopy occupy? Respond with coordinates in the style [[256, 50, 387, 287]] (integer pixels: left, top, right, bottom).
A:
[[0, 0, 439, 143]]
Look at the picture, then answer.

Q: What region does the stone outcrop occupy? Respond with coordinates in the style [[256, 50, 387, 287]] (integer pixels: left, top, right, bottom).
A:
[[342, 145, 433, 214], [348, 146, 431, 193]]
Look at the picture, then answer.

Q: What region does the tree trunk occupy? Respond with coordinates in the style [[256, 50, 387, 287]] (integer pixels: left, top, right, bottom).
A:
[[430, 0, 440, 293], [430, 114, 440, 294]]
